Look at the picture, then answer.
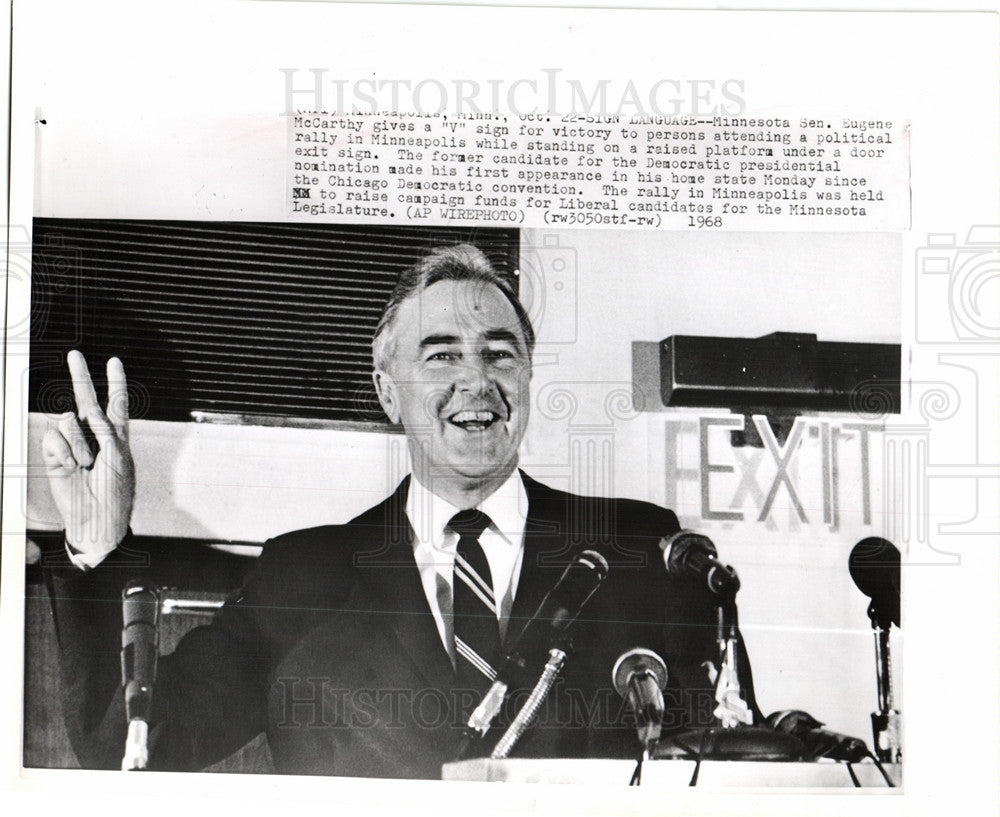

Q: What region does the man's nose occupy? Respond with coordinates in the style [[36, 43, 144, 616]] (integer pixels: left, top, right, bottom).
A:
[[454, 357, 494, 395]]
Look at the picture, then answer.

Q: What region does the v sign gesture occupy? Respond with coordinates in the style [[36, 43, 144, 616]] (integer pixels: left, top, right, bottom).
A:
[[41, 351, 136, 560]]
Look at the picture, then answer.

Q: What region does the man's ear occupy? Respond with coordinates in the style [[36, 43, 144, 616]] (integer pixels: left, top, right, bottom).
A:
[[372, 369, 400, 424]]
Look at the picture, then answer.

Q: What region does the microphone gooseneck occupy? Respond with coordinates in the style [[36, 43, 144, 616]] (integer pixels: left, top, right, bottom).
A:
[[465, 549, 609, 739]]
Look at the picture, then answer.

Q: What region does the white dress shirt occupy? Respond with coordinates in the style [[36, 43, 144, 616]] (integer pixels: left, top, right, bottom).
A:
[[405, 469, 528, 665]]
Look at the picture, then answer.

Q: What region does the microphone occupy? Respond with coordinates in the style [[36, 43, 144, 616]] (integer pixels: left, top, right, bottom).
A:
[[850, 538, 902, 762], [465, 549, 609, 737], [661, 530, 740, 596], [849, 538, 900, 628], [121, 581, 160, 770], [612, 648, 668, 748], [766, 710, 870, 763]]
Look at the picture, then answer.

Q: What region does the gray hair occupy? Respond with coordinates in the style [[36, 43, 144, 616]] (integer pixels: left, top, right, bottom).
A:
[[372, 243, 535, 371]]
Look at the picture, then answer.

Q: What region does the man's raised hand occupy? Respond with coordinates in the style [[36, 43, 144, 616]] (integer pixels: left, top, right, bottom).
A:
[[41, 351, 136, 558]]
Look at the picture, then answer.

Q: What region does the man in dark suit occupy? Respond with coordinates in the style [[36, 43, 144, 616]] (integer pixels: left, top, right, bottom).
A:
[[42, 244, 755, 777]]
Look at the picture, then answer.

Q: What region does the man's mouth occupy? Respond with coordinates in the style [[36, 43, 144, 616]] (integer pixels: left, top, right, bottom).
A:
[[447, 410, 504, 432]]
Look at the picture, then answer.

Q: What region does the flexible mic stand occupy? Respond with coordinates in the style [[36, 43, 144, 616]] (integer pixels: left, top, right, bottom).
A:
[[454, 643, 572, 763], [847, 536, 901, 764], [712, 595, 753, 728], [867, 600, 902, 763], [490, 648, 567, 759], [656, 583, 804, 763]]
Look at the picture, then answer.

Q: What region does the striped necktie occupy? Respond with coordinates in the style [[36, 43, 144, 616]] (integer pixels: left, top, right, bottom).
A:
[[449, 509, 502, 695]]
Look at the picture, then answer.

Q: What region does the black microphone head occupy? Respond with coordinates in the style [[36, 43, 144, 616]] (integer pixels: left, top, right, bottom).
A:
[[661, 530, 717, 576], [849, 538, 900, 627], [504, 548, 610, 675], [661, 531, 740, 595], [576, 549, 609, 583], [122, 582, 160, 628], [612, 648, 668, 698], [538, 549, 609, 632], [766, 710, 870, 763], [835, 736, 872, 764], [766, 709, 823, 734], [552, 550, 609, 620]]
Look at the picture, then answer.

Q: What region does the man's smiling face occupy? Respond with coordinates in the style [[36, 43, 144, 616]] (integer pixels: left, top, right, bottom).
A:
[[373, 278, 532, 496]]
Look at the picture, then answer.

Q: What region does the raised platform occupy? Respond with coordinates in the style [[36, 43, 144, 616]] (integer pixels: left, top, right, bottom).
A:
[[442, 758, 901, 788]]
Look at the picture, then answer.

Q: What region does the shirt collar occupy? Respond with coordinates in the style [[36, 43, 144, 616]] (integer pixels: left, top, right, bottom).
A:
[[406, 469, 528, 551]]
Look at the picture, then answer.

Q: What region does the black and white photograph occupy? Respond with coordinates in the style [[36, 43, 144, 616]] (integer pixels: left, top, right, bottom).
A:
[[2, 2, 998, 816], [20, 222, 900, 782]]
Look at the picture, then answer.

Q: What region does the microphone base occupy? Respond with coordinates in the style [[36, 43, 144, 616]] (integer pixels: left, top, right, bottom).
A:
[[654, 727, 806, 762]]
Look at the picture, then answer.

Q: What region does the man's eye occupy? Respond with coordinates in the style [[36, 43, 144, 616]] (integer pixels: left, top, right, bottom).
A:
[[427, 351, 457, 361], [484, 348, 516, 361]]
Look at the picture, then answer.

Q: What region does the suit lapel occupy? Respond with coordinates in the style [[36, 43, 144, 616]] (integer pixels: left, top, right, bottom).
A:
[[350, 473, 578, 682], [505, 472, 575, 649], [350, 477, 456, 693]]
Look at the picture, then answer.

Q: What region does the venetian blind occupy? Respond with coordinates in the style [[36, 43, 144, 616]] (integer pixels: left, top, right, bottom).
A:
[[29, 219, 520, 426]]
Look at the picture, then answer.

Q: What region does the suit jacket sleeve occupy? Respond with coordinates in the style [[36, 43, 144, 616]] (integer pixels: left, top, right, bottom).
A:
[[43, 532, 325, 771]]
